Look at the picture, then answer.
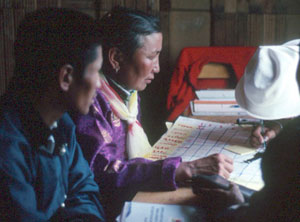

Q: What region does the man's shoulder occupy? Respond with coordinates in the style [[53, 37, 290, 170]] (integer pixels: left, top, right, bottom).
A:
[[0, 107, 29, 164], [0, 105, 23, 140]]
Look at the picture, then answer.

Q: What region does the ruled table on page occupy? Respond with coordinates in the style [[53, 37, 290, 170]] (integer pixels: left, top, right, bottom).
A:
[[144, 116, 263, 191]]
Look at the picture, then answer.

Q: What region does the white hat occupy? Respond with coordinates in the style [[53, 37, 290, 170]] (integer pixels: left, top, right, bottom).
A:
[[235, 39, 300, 120]]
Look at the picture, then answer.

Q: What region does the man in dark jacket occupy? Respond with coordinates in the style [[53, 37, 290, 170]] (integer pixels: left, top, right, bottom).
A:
[[0, 8, 105, 221]]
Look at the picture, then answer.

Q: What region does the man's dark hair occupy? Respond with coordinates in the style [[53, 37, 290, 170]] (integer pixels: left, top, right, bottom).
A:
[[99, 6, 161, 74], [9, 7, 102, 96]]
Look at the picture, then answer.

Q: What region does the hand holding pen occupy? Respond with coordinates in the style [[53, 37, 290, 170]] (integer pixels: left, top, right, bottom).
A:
[[236, 118, 277, 148], [250, 123, 275, 148], [244, 120, 268, 163]]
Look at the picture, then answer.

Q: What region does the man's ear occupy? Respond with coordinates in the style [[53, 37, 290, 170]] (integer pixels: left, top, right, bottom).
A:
[[59, 64, 74, 92], [108, 47, 124, 71]]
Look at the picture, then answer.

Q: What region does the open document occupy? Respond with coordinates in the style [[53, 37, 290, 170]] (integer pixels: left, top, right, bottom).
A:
[[117, 201, 205, 222], [144, 116, 264, 191]]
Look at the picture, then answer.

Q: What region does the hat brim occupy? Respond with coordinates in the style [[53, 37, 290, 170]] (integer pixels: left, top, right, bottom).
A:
[[235, 75, 300, 120]]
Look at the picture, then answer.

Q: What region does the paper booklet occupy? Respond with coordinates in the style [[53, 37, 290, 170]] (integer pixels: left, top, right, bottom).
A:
[[190, 100, 248, 116], [192, 89, 247, 116], [116, 201, 206, 222], [195, 89, 235, 100]]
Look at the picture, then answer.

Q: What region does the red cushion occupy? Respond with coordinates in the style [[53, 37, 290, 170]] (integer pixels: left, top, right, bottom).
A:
[[166, 46, 257, 121]]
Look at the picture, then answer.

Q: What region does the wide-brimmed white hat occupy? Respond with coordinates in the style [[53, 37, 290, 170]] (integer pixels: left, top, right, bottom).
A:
[[235, 39, 300, 120]]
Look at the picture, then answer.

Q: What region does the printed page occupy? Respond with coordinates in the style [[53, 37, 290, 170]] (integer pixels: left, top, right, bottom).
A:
[[117, 201, 205, 222], [144, 116, 264, 191]]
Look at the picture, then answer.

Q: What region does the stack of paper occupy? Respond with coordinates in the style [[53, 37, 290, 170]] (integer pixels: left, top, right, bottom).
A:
[[191, 89, 247, 116], [195, 89, 235, 100], [117, 201, 206, 222]]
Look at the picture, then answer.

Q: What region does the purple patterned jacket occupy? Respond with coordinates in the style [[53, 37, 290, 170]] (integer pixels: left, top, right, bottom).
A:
[[72, 89, 181, 207]]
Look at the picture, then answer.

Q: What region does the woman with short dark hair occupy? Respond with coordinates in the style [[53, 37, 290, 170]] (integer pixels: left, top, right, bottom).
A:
[[72, 6, 233, 220]]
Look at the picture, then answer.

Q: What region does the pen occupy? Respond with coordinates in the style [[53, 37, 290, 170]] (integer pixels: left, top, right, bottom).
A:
[[236, 118, 262, 125], [260, 120, 267, 151]]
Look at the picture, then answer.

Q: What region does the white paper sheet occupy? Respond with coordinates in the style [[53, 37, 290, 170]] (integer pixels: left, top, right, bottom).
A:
[[117, 201, 205, 222], [144, 116, 264, 191]]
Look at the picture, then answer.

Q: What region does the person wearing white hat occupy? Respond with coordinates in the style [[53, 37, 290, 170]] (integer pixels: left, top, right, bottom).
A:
[[235, 39, 300, 147], [204, 39, 300, 222]]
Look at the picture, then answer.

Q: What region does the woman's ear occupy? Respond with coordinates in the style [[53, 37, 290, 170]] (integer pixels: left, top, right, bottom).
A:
[[108, 47, 124, 72], [59, 64, 74, 92]]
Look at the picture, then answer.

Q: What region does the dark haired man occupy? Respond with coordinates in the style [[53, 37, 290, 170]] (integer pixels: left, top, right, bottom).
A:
[[0, 8, 105, 221]]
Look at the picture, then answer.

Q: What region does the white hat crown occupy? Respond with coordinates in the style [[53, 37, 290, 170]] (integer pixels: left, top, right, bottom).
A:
[[235, 39, 300, 120]]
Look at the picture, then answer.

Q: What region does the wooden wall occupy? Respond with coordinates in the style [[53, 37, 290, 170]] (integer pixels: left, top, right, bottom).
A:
[[1, 0, 300, 143]]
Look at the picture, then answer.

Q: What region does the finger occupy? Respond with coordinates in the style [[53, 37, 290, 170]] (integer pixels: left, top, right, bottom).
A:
[[251, 126, 266, 146], [219, 169, 230, 179], [223, 155, 234, 164], [223, 161, 234, 174], [250, 137, 261, 147], [252, 125, 262, 136], [264, 129, 276, 140]]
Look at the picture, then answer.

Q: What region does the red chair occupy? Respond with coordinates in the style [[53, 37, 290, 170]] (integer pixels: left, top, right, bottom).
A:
[[166, 46, 257, 121]]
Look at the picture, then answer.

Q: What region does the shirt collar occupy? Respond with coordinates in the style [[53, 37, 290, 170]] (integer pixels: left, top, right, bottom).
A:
[[106, 76, 134, 104]]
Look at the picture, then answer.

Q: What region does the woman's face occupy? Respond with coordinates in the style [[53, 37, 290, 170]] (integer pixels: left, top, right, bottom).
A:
[[120, 32, 162, 91]]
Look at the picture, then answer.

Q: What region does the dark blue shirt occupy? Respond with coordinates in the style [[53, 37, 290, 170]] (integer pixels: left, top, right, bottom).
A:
[[0, 95, 105, 222]]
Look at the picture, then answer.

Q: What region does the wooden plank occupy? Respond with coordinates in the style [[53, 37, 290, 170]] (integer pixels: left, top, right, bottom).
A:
[[47, 0, 60, 7], [24, 0, 36, 10], [13, 9, 25, 35], [236, 13, 248, 45], [224, 0, 237, 13], [263, 14, 276, 44], [112, 0, 124, 7], [247, 14, 264, 45], [147, 0, 160, 13], [136, 0, 147, 12], [247, 0, 289, 14], [76, 8, 96, 18], [0, 9, 6, 95], [99, 0, 112, 11], [225, 13, 237, 45], [160, 0, 170, 11], [159, 11, 170, 86], [170, 0, 209, 10], [124, 0, 136, 9], [248, 0, 264, 14], [237, 0, 249, 13], [98, 10, 109, 18], [275, 14, 286, 43], [211, 13, 226, 45], [286, 15, 300, 42], [212, 0, 225, 13], [285, 0, 300, 14], [3, 0, 13, 8], [60, 0, 95, 8], [12, 0, 25, 8], [263, 0, 275, 14], [3, 9, 15, 92]]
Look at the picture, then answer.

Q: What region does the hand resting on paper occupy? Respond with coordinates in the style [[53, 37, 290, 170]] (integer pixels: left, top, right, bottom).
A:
[[175, 153, 233, 183]]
